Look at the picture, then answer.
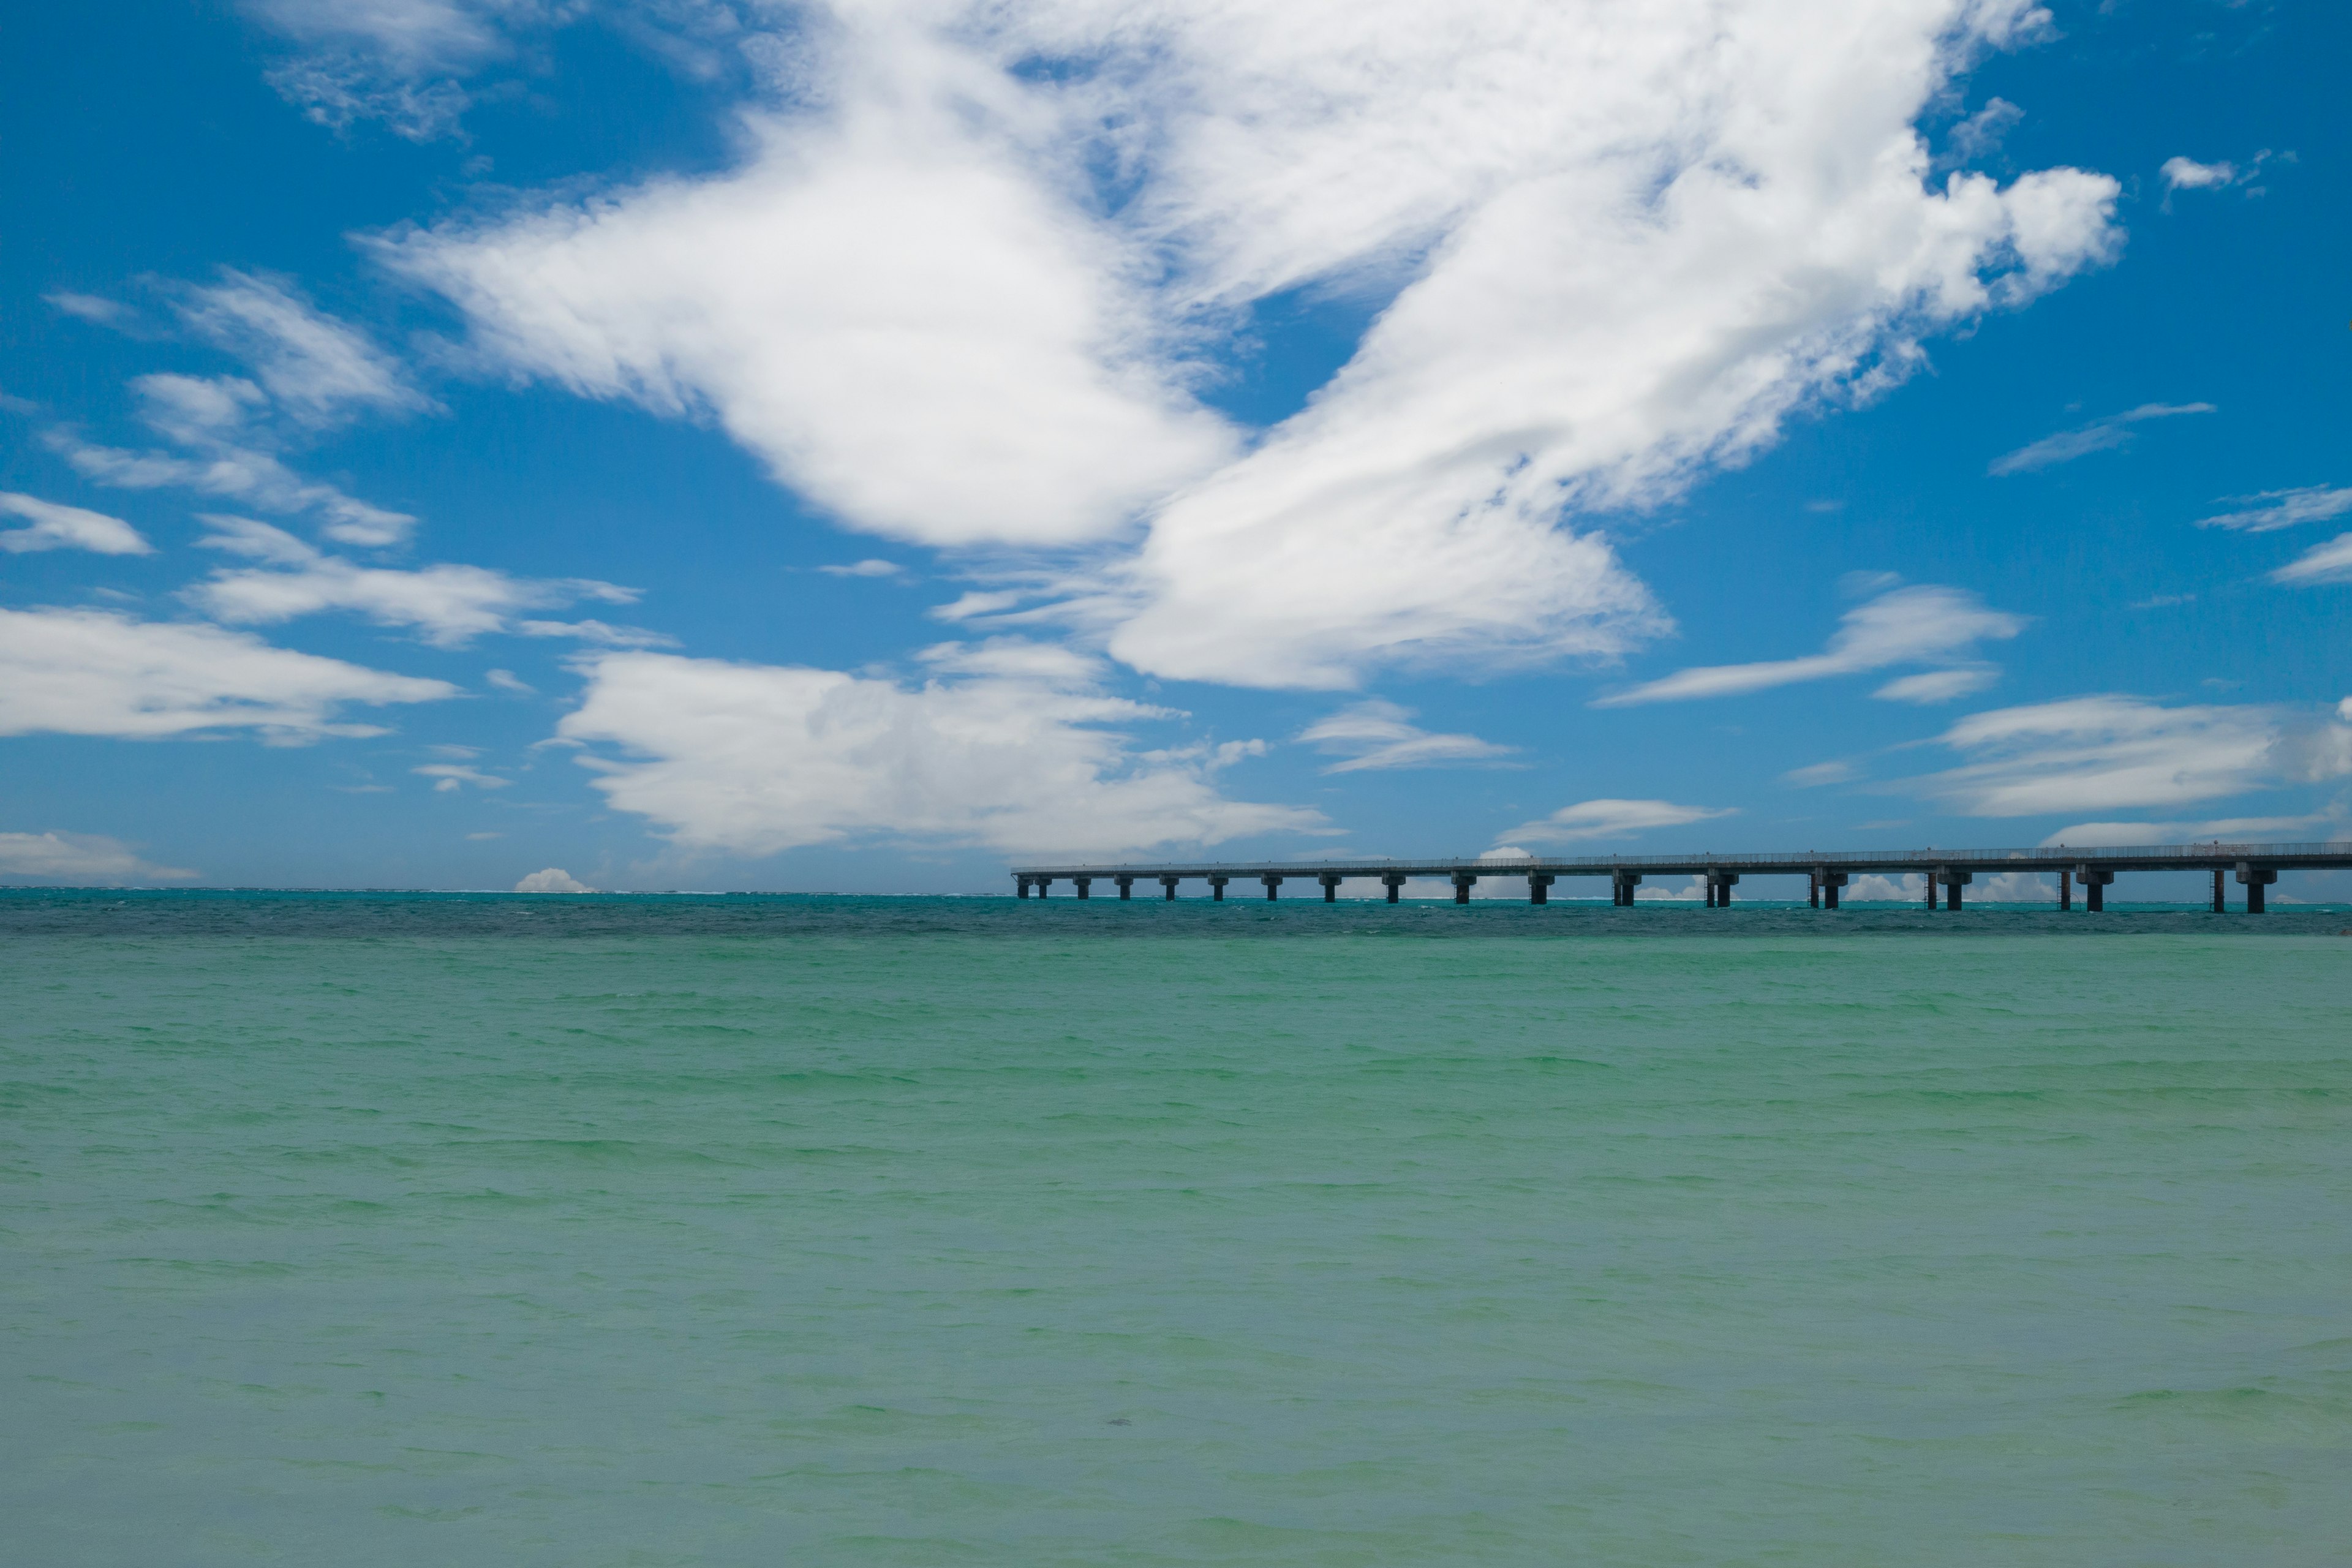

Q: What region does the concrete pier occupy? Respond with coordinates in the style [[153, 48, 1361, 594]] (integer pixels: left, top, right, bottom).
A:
[[1012, 840, 2347, 911]]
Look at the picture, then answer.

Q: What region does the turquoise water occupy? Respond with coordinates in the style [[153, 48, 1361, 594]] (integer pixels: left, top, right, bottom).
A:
[[6, 893, 2351, 1564]]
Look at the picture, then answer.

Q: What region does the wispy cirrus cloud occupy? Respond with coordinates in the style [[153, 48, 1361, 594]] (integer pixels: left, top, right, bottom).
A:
[[2271, 534, 2352, 586], [173, 270, 431, 427], [0, 606, 453, 742], [1988, 402, 2215, 475], [43, 271, 430, 546], [1298, 700, 1516, 774], [0, 493, 151, 556], [1496, 798, 1735, 846], [1595, 586, 2022, 706], [2196, 485, 2352, 533], [1905, 695, 2352, 817], [186, 516, 644, 647]]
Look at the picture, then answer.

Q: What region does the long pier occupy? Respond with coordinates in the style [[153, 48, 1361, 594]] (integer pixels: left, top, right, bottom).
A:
[[1012, 841, 2352, 913]]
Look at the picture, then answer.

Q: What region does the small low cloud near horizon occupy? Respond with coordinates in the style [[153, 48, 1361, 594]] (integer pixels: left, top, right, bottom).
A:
[[1, 0, 2345, 891]]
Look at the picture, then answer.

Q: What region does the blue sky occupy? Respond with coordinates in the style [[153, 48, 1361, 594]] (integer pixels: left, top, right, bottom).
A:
[[2, 0, 2346, 896]]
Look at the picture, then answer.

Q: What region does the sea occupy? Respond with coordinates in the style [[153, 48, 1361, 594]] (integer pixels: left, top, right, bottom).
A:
[[6, 889, 2350, 1566]]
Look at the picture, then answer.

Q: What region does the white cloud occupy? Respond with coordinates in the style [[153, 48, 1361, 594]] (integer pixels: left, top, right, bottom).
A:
[[485, 667, 535, 693], [1988, 402, 2215, 475], [1937, 98, 2023, 170], [246, 0, 523, 68], [2270, 534, 2352, 586], [174, 271, 428, 427], [1784, 760, 1860, 787], [1845, 872, 1926, 900], [2158, 152, 2275, 206], [1101, 1, 2117, 686], [514, 865, 594, 893], [1496, 797, 1735, 846], [2195, 485, 2352, 533], [1597, 585, 2023, 706], [1908, 695, 2352, 817], [556, 637, 1322, 856], [1973, 871, 2052, 901], [1298, 699, 1516, 773], [0, 606, 453, 741], [2160, 156, 2236, 191], [514, 618, 678, 647], [0, 829, 197, 884], [187, 516, 637, 647], [45, 291, 132, 326], [1874, 665, 1999, 704], [818, 559, 905, 578], [247, 0, 536, 138], [387, 0, 2119, 690], [0, 492, 152, 556], [382, 30, 1238, 549], [415, 763, 510, 792]]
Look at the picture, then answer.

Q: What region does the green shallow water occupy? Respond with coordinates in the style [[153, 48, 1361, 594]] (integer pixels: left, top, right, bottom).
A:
[[5, 900, 2351, 1564]]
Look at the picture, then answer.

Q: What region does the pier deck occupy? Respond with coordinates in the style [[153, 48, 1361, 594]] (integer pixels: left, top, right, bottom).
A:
[[1012, 841, 2352, 912]]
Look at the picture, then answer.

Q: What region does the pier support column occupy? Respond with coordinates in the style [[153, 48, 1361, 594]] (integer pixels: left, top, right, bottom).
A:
[[1073, 876, 1091, 900], [1528, 874, 1553, 905], [1809, 873, 1820, 909], [1923, 875, 1937, 911], [1015, 876, 1030, 899], [1819, 872, 1845, 911], [1161, 876, 1180, 900], [1709, 873, 1738, 908], [2059, 870, 2071, 911], [1035, 877, 1052, 899], [2236, 864, 2276, 913], [1115, 876, 1134, 900], [1940, 870, 1970, 912], [1261, 874, 1283, 901], [1382, 873, 1406, 903], [1319, 873, 1342, 903], [1452, 873, 1477, 905], [1613, 873, 1641, 907], [1208, 875, 1227, 902], [2077, 868, 2111, 912], [2211, 869, 2225, 913]]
